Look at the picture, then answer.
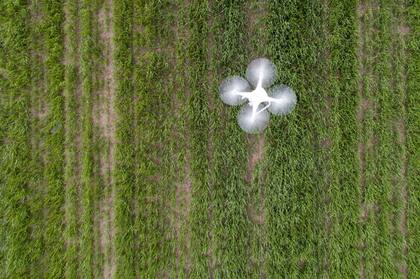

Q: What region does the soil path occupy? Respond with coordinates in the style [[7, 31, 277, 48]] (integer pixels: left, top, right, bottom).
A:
[[356, 2, 369, 277], [95, 0, 117, 277], [242, 1, 269, 276]]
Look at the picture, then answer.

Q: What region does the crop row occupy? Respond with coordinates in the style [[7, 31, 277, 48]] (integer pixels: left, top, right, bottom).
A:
[[264, 0, 361, 277], [265, 1, 325, 277], [0, 1, 32, 277], [209, 0, 251, 277], [114, 0, 183, 277], [185, 0, 212, 276], [171, 1, 193, 277], [132, 0, 176, 277], [406, 0, 419, 276], [323, 1, 360, 277], [358, 0, 378, 275], [361, 1, 409, 276], [113, 0, 136, 277], [374, 1, 395, 275], [28, 0, 52, 276], [313, 1, 343, 276], [40, 1, 67, 278], [79, 0, 99, 278], [63, 0, 81, 278]]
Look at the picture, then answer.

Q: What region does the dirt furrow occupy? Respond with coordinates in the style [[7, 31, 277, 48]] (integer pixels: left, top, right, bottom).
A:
[[95, 0, 116, 277], [174, 160, 192, 276], [356, 1, 369, 278], [244, 1, 268, 276], [392, 1, 410, 275], [171, 1, 193, 275]]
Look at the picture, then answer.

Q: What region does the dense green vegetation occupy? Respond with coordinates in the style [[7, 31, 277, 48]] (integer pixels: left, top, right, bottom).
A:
[[210, 1, 251, 277], [79, 0, 97, 278], [42, 1, 66, 278], [186, 1, 212, 276], [0, 1, 32, 278], [28, 0, 47, 277], [63, 0, 80, 277], [113, 0, 136, 277], [407, 0, 419, 277], [132, 0, 176, 277], [0, 0, 418, 278]]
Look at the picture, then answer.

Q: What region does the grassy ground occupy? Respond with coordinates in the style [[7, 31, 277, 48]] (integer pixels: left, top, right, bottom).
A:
[[0, 0, 418, 278]]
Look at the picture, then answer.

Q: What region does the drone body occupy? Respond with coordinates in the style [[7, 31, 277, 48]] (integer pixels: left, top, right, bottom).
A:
[[219, 58, 297, 133]]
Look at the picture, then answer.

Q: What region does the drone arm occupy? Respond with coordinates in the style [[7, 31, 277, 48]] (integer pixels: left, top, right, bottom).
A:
[[256, 102, 271, 114], [267, 96, 285, 104], [257, 75, 263, 88], [251, 104, 258, 119]]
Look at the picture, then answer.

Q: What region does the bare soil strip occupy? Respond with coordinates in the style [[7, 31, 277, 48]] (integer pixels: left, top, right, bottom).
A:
[[171, 1, 193, 274], [95, 0, 116, 277], [174, 160, 192, 276], [245, 1, 268, 276], [245, 135, 266, 228], [246, 136, 265, 185]]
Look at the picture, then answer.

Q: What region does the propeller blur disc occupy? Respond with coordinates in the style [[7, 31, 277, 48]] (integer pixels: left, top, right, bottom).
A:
[[237, 104, 270, 134], [246, 58, 277, 89], [267, 85, 297, 115], [219, 76, 250, 106]]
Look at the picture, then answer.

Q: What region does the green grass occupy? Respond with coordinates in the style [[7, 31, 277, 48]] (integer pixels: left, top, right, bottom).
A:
[[265, 1, 323, 277], [390, 0, 408, 273], [360, 1, 378, 275], [28, 0, 47, 277], [42, 1, 67, 278], [132, 0, 176, 277], [372, 1, 399, 276], [63, 0, 80, 278], [170, 2, 194, 276], [360, 1, 404, 277], [210, 0, 251, 277], [0, 1, 32, 277], [325, 1, 360, 277], [0, 0, 417, 277], [113, 0, 135, 277], [406, 0, 419, 277], [79, 0, 96, 278], [186, 1, 212, 276], [264, 1, 361, 277]]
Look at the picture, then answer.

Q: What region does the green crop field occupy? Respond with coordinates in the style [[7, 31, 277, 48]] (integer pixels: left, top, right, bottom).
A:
[[0, 0, 418, 278]]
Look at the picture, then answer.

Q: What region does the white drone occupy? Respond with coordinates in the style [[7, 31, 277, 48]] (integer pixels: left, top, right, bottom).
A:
[[219, 58, 297, 133]]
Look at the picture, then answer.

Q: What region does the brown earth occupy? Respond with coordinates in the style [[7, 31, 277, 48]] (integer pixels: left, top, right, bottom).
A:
[[246, 135, 265, 184], [95, 0, 116, 278]]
